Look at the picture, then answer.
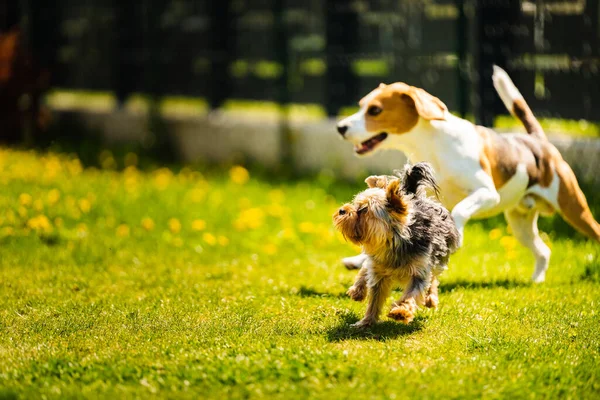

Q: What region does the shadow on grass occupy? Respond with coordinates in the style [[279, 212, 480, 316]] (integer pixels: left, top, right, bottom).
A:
[[440, 279, 531, 292], [326, 310, 423, 342], [296, 286, 349, 299], [580, 253, 600, 283]]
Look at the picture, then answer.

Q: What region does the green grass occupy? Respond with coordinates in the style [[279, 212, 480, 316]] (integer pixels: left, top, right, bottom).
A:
[[1, 148, 599, 399]]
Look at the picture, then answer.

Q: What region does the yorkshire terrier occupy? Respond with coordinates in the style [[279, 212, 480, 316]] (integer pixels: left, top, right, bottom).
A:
[[333, 162, 459, 327]]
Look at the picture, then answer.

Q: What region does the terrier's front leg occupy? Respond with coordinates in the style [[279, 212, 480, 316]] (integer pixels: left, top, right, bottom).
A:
[[425, 275, 440, 309], [347, 266, 368, 302], [388, 273, 429, 324], [351, 277, 393, 328]]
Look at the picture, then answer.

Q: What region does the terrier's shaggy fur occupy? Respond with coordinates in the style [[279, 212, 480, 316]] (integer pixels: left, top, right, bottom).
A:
[[333, 163, 459, 327]]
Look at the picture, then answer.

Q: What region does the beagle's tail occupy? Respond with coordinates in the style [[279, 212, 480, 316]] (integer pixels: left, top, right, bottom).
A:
[[492, 65, 547, 140]]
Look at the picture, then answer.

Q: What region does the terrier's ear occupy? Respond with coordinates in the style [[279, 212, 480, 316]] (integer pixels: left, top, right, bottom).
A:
[[386, 180, 408, 215], [365, 175, 387, 189]]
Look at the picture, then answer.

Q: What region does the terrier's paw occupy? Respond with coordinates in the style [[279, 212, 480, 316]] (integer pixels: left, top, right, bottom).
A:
[[347, 285, 366, 302], [388, 304, 415, 324], [351, 318, 374, 329], [425, 294, 438, 309]]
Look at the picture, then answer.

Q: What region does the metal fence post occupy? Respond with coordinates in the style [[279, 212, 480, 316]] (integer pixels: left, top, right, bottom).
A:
[[456, 0, 469, 119], [325, 0, 358, 116], [113, 1, 137, 106], [274, 0, 292, 168], [208, 0, 232, 110], [475, 0, 520, 127]]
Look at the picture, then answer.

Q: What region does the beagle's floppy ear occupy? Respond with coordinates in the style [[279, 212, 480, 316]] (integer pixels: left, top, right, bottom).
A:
[[406, 87, 447, 121], [386, 180, 408, 215]]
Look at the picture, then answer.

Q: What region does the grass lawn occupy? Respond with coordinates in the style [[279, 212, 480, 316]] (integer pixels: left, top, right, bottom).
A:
[[1, 148, 599, 399]]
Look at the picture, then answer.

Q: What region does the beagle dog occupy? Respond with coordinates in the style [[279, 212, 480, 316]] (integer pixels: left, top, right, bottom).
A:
[[336, 66, 600, 282]]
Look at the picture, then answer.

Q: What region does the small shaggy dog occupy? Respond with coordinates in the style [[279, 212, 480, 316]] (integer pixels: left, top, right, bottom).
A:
[[333, 163, 459, 327]]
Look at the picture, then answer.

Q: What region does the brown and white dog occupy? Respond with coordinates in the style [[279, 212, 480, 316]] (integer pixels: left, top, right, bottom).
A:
[[336, 66, 600, 283]]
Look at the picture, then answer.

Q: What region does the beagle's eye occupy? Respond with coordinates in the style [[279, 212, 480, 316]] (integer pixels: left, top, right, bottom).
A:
[[367, 106, 382, 116]]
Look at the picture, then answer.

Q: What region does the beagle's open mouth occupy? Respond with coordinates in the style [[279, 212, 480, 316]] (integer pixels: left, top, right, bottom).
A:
[[354, 132, 388, 155]]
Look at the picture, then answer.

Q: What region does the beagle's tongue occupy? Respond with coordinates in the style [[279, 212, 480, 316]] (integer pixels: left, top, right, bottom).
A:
[[354, 132, 388, 154]]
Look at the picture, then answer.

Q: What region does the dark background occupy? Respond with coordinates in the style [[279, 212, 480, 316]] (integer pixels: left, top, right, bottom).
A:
[[1, 0, 599, 142]]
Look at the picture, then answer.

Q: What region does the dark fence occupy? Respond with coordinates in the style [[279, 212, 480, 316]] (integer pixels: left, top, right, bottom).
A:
[[3, 0, 600, 127]]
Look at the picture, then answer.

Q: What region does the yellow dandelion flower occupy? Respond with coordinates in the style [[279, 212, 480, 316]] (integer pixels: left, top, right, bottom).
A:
[[141, 217, 155, 231], [203, 232, 216, 246], [277, 228, 297, 241], [44, 157, 62, 179], [99, 150, 117, 170], [489, 228, 502, 240], [154, 168, 173, 190], [78, 198, 92, 213], [173, 237, 184, 247], [116, 224, 130, 237], [18, 207, 28, 218], [124, 152, 138, 167], [299, 221, 315, 233], [168, 218, 182, 234], [19, 193, 32, 207], [263, 243, 278, 255], [47, 189, 61, 205], [233, 208, 265, 231], [27, 215, 52, 234], [218, 236, 229, 246], [68, 159, 83, 175], [191, 219, 206, 231], [500, 235, 517, 249], [229, 165, 249, 185]]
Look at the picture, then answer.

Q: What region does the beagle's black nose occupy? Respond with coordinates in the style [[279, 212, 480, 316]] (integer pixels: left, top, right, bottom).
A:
[[337, 125, 348, 136], [338, 209, 347, 215]]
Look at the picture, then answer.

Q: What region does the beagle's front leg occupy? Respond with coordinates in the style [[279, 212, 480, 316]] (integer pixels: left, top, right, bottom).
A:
[[451, 187, 500, 246]]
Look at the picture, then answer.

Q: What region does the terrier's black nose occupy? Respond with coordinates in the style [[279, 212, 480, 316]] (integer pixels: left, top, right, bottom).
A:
[[338, 209, 347, 215], [337, 125, 348, 136]]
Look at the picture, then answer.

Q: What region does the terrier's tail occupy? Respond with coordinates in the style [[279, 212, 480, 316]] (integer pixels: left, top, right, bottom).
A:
[[396, 162, 439, 198], [492, 65, 547, 140]]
